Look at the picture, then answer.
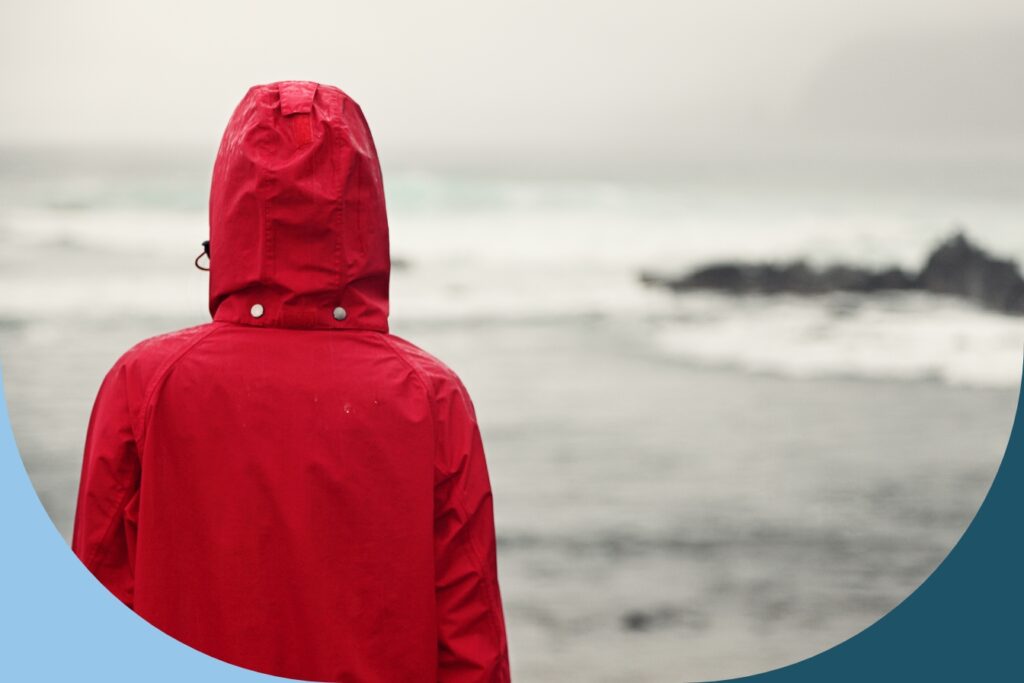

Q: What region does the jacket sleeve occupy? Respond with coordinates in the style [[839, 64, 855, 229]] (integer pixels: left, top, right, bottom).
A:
[[71, 360, 141, 608], [433, 376, 510, 682]]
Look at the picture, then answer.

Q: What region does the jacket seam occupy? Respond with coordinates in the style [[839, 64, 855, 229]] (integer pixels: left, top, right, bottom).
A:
[[375, 334, 442, 474], [374, 334, 460, 669], [81, 484, 136, 570], [208, 315, 388, 333], [135, 324, 225, 454], [376, 335, 507, 675], [450, 491, 509, 678]]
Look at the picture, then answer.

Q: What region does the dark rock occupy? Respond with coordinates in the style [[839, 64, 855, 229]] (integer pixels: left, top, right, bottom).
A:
[[641, 230, 1024, 315], [821, 265, 917, 292], [621, 606, 708, 632], [917, 232, 1024, 314], [622, 609, 657, 632], [647, 261, 916, 296]]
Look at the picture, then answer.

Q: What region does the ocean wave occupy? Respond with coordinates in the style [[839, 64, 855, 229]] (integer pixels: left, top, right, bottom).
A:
[[650, 291, 1024, 388], [2, 199, 1022, 389]]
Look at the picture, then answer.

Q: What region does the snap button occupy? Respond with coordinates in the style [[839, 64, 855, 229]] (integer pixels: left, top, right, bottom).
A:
[[250, 304, 264, 318], [332, 306, 347, 321]]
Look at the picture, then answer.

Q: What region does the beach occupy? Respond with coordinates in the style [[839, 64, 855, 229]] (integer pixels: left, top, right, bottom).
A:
[[0, 152, 1020, 680], [1, 311, 1014, 680]]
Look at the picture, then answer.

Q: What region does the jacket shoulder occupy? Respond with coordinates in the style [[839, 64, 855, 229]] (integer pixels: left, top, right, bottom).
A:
[[115, 323, 220, 379], [99, 323, 221, 437], [382, 334, 460, 384], [381, 334, 474, 410], [382, 335, 482, 477]]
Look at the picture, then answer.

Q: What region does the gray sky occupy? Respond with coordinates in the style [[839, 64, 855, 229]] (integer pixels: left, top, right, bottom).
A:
[[2, 0, 1023, 169]]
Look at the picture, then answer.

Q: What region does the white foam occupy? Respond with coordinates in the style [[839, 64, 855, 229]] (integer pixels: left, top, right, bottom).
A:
[[2, 180, 1024, 389], [651, 292, 1024, 388], [0, 206, 206, 254]]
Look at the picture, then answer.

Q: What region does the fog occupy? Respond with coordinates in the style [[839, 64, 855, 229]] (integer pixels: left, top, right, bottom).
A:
[[2, 0, 1023, 171]]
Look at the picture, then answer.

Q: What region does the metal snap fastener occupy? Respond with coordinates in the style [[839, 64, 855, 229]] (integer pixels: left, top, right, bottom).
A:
[[332, 306, 347, 321], [250, 304, 264, 318]]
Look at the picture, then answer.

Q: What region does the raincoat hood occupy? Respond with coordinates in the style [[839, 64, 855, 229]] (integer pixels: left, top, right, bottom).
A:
[[209, 81, 390, 331]]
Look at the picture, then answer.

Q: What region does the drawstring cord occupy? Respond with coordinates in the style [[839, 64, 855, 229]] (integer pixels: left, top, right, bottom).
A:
[[194, 240, 210, 271]]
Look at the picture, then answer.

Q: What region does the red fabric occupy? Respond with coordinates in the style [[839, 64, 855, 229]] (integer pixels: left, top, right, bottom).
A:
[[72, 81, 510, 682]]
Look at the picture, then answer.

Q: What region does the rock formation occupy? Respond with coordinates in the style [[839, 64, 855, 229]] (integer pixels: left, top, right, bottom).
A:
[[641, 232, 1024, 314]]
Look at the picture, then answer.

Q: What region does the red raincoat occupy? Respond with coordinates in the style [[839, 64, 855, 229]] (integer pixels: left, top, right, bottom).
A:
[[72, 81, 510, 682]]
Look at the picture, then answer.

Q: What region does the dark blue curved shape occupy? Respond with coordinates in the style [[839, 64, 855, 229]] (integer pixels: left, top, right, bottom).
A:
[[722, 364, 1024, 682]]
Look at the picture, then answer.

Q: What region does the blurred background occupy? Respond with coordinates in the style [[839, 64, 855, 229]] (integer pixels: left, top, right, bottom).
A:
[[1, 1, 1023, 680]]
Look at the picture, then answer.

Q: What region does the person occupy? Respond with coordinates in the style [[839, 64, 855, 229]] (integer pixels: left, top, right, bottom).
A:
[[71, 81, 510, 682]]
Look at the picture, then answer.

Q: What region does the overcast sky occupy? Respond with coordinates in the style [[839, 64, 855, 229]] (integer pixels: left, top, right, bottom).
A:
[[2, 0, 1022, 170]]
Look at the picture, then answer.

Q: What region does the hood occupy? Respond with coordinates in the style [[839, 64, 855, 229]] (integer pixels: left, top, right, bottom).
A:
[[208, 81, 389, 331]]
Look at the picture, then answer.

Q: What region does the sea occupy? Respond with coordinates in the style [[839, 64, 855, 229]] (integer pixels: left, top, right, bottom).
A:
[[0, 147, 1020, 681]]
